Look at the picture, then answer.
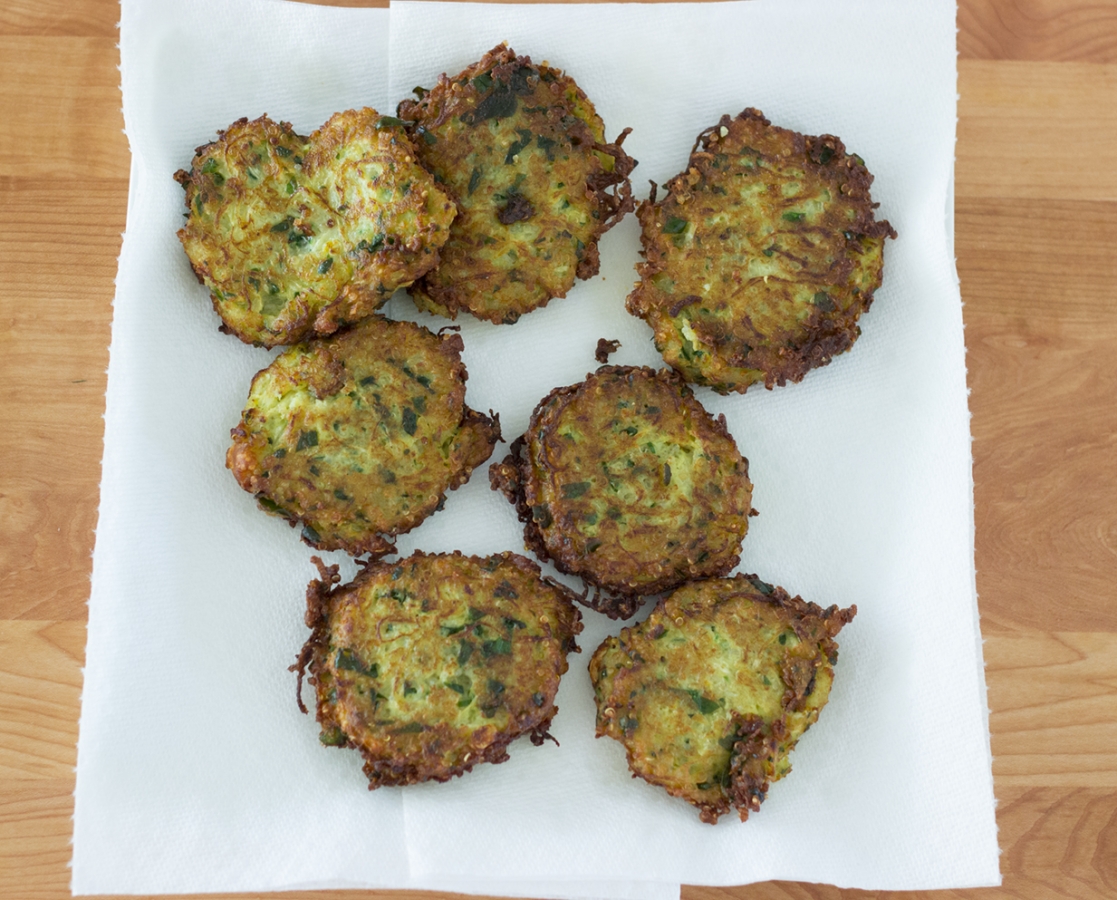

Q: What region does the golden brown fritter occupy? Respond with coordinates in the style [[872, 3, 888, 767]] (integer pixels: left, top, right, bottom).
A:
[[490, 366, 754, 618], [397, 44, 636, 324], [589, 575, 855, 823], [627, 108, 897, 393], [227, 316, 499, 558], [293, 552, 583, 788], [175, 110, 456, 347]]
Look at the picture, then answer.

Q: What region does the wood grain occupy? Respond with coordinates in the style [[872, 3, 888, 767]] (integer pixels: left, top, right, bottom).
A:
[[959, 0, 1117, 62], [2, 1, 1117, 898], [957, 197, 1117, 634], [0, 622, 83, 780], [0, 37, 126, 180], [956, 60, 1117, 202], [0, 178, 120, 621]]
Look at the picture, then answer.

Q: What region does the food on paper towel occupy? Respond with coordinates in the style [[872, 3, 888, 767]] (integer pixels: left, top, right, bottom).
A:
[[627, 107, 897, 393], [293, 551, 583, 787], [227, 316, 499, 558], [397, 43, 636, 324], [489, 365, 754, 619], [174, 109, 455, 347], [589, 575, 855, 823]]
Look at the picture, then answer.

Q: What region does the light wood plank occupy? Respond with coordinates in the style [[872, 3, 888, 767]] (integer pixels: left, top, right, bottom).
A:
[[0, 177, 122, 621], [957, 197, 1117, 634], [0, 622, 83, 780], [959, 0, 1117, 62], [957, 59, 1117, 201], [986, 632, 1117, 787], [0, 0, 119, 36], [0, 36, 128, 180]]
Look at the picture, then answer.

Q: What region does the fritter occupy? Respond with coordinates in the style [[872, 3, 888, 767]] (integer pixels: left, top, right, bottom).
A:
[[293, 551, 583, 787], [227, 316, 499, 558], [627, 108, 897, 393], [397, 44, 636, 324], [490, 366, 754, 619], [174, 109, 456, 347], [589, 575, 855, 823]]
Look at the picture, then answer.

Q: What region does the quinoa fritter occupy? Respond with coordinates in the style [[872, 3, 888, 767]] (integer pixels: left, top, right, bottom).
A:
[[227, 316, 499, 558], [627, 108, 897, 393], [590, 575, 855, 823], [293, 552, 583, 787], [175, 109, 456, 347], [490, 366, 754, 618], [397, 44, 636, 324]]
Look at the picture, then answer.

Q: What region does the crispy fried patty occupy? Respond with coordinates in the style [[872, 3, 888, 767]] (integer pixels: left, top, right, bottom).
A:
[[175, 109, 456, 347], [227, 316, 499, 557], [293, 552, 583, 787], [589, 575, 855, 823], [397, 44, 635, 324], [627, 108, 896, 393], [490, 366, 754, 618]]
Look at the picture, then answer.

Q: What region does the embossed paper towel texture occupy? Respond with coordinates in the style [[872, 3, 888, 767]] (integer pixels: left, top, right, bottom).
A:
[[73, 0, 997, 895]]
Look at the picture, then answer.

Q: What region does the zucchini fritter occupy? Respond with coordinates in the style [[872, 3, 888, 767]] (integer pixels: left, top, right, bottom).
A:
[[589, 575, 855, 823], [293, 552, 583, 787], [397, 44, 636, 324], [490, 366, 754, 618], [627, 108, 897, 393], [175, 110, 456, 347], [227, 317, 499, 558]]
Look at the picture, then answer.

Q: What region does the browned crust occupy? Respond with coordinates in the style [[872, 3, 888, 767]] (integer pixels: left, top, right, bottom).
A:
[[227, 319, 500, 558], [490, 365, 753, 617], [627, 107, 897, 393], [292, 551, 583, 788], [594, 338, 621, 364], [589, 575, 856, 823], [175, 112, 454, 347], [397, 44, 636, 324]]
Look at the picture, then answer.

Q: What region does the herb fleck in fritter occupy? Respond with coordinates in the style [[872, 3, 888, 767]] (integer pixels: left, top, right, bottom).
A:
[[293, 552, 583, 787], [175, 110, 456, 347], [590, 575, 855, 823], [398, 44, 636, 324], [227, 316, 499, 557], [627, 108, 896, 393], [490, 366, 754, 618]]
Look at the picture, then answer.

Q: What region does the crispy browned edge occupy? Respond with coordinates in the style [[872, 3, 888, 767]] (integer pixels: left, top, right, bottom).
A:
[[174, 114, 449, 348], [397, 44, 637, 323], [628, 107, 898, 392], [589, 575, 857, 823], [594, 338, 621, 364], [489, 365, 752, 619], [290, 552, 583, 788], [227, 325, 501, 559]]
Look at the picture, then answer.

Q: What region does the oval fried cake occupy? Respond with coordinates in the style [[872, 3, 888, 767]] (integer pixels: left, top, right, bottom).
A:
[[293, 552, 583, 787], [490, 366, 754, 618], [397, 44, 636, 324], [589, 575, 855, 823], [175, 109, 456, 347], [627, 108, 897, 393], [227, 316, 499, 558]]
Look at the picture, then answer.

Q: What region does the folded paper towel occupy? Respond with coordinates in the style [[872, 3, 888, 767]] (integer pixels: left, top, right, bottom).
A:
[[72, 0, 998, 896]]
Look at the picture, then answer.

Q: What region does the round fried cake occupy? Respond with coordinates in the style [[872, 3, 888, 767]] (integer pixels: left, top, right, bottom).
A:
[[627, 108, 897, 393], [227, 316, 499, 557], [293, 551, 583, 787], [397, 44, 636, 324], [175, 109, 456, 347], [589, 575, 855, 823], [490, 366, 754, 618]]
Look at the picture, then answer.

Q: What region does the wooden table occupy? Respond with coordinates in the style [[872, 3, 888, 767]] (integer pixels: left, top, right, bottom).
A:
[[3, 1, 1115, 897]]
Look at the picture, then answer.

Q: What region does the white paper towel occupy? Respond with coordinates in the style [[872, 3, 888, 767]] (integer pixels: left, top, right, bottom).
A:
[[72, 0, 999, 895]]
